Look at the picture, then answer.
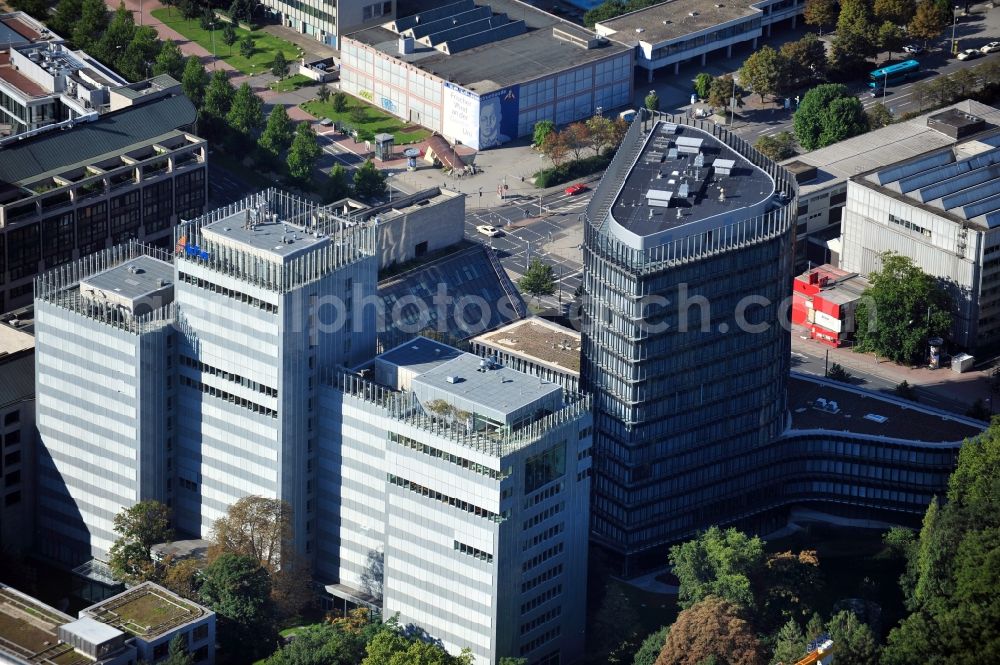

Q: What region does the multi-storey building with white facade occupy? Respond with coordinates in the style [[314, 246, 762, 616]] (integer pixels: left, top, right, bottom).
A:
[[840, 122, 1000, 349], [340, 0, 633, 149], [319, 336, 592, 665]]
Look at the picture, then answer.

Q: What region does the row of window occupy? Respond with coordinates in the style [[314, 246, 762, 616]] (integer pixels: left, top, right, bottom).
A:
[[521, 584, 562, 615], [522, 543, 564, 574], [524, 482, 563, 509], [178, 272, 279, 313], [388, 432, 507, 479], [178, 374, 278, 418], [520, 625, 561, 656], [520, 606, 561, 636], [453, 540, 493, 563], [522, 522, 564, 552], [523, 501, 564, 531], [179, 354, 278, 398], [521, 563, 563, 594], [387, 474, 507, 523], [888, 212, 931, 239]]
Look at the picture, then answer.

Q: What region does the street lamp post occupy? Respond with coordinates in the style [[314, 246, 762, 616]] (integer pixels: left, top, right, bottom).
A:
[[952, 5, 960, 55], [882, 71, 888, 104]]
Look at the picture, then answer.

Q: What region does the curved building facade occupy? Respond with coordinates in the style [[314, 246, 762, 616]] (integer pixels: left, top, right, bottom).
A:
[[581, 111, 797, 572]]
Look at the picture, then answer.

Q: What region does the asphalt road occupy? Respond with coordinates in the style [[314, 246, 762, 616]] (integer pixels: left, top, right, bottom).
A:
[[741, 49, 1000, 143]]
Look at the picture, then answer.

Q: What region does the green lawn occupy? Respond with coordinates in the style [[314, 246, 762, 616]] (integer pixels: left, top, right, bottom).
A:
[[269, 74, 314, 93], [151, 9, 300, 75], [301, 97, 431, 145]]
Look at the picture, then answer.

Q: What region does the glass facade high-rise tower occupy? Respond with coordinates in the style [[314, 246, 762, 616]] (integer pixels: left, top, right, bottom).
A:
[[581, 111, 798, 574]]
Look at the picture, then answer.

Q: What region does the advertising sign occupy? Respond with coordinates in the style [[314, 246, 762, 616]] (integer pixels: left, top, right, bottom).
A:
[[443, 82, 479, 148], [477, 86, 519, 149]]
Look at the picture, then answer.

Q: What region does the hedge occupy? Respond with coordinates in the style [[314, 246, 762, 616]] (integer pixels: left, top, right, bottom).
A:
[[534, 151, 613, 189]]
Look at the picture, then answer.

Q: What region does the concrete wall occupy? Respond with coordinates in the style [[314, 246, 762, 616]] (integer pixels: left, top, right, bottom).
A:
[[375, 191, 465, 270]]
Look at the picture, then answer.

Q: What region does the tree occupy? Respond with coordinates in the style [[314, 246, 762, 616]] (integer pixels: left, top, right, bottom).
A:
[[562, 122, 591, 161], [827, 363, 852, 382], [634, 626, 669, 665], [181, 57, 209, 108], [271, 50, 289, 78], [160, 557, 202, 600], [199, 8, 216, 32], [669, 526, 765, 611], [97, 1, 136, 67], [694, 73, 714, 100], [829, 0, 878, 75], [164, 633, 194, 665], [758, 550, 822, 630], [866, 102, 894, 129], [258, 105, 293, 158], [769, 619, 806, 665], [928, 74, 960, 104], [854, 252, 953, 365], [950, 68, 978, 97], [350, 105, 368, 125], [204, 70, 235, 119], [518, 259, 556, 299], [655, 596, 763, 665], [154, 40, 186, 80], [11, 0, 50, 20], [826, 611, 879, 665], [227, 82, 265, 139], [910, 81, 931, 111], [108, 500, 173, 584], [644, 90, 660, 112], [878, 21, 906, 60], [817, 96, 867, 146], [361, 626, 474, 665], [50, 0, 84, 39], [199, 553, 275, 662], [239, 34, 255, 58], [590, 584, 640, 662], [755, 132, 796, 161], [908, 0, 946, 45], [532, 119, 556, 148], [739, 45, 786, 102], [222, 23, 238, 55], [780, 34, 827, 88], [875, 0, 917, 25], [263, 618, 377, 665], [707, 75, 743, 114], [331, 91, 348, 112], [318, 83, 332, 104], [73, 0, 111, 51], [540, 131, 569, 166], [803, 0, 838, 33], [794, 84, 865, 151], [323, 164, 353, 203], [587, 115, 618, 155], [352, 159, 387, 199]]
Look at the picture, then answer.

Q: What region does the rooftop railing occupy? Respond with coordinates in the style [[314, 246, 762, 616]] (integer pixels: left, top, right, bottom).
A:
[[328, 369, 591, 457]]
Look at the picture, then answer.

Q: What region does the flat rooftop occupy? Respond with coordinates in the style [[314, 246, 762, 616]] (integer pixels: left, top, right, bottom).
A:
[[611, 121, 774, 236], [474, 318, 581, 374], [596, 0, 760, 46], [782, 100, 1000, 198], [0, 320, 33, 355], [83, 583, 206, 640], [412, 351, 562, 418], [376, 336, 465, 376], [788, 375, 985, 443], [347, 0, 630, 93], [200, 217, 331, 262], [80, 254, 174, 311], [0, 584, 89, 665], [0, 13, 57, 47]]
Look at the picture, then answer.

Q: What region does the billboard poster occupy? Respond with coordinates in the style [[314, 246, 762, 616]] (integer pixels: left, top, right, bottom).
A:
[[477, 86, 519, 150], [443, 82, 479, 149]]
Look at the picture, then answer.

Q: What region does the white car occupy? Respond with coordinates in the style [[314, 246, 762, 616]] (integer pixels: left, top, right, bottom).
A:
[[957, 48, 981, 60], [982, 41, 1000, 53], [476, 224, 502, 237], [902, 44, 924, 54]]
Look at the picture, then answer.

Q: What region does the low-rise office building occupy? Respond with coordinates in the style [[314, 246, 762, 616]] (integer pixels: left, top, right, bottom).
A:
[[0, 581, 215, 665], [782, 100, 1000, 270], [594, 0, 805, 81], [263, 0, 397, 47], [792, 264, 868, 347], [839, 124, 1000, 349], [0, 89, 207, 312], [341, 0, 633, 149], [471, 317, 581, 391]]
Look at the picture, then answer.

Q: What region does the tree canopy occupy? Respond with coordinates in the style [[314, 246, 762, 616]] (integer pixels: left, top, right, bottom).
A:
[[779, 34, 827, 89], [755, 132, 796, 162], [108, 500, 173, 584], [199, 552, 276, 662], [793, 84, 867, 151], [353, 160, 388, 199], [654, 596, 763, 665], [181, 57, 209, 109], [287, 122, 322, 181], [518, 259, 556, 299], [854, 252, 953, 365], [259, 105, 294, 158], [803, 0, 838, 33], [669, 526, 765, 611], [532, 120, 556, 148], [739, 46, 785, 102], [907, 0, 947, 44], [226, 82, 265, 140]]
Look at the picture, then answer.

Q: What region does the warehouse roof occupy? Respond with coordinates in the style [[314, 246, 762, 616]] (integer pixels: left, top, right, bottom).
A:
[[0, 93, 196, 185], [346, 0, 630, 93], [782, 100, 1000, 198]]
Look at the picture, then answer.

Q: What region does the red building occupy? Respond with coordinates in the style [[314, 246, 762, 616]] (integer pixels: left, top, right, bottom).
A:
[[792, 264, 868, 348]]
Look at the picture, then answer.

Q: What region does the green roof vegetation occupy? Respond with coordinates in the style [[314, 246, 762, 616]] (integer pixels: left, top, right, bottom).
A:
[[89, 586, 203, 639]]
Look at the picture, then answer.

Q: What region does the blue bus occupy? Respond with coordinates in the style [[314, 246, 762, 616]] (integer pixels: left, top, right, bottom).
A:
[[869, 60, 921, 89]]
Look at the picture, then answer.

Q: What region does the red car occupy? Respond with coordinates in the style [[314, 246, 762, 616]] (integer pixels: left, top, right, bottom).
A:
[[564, 183, 588, 195]]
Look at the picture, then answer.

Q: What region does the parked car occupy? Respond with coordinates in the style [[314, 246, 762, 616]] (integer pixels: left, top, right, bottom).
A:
[[981, 41, 1000, 53], [957, 48, 981, 60], [476, 224, 502, 237], [564, 183, 588, 195], [902, 44, 924, 54], [318, 118, 333, 127]]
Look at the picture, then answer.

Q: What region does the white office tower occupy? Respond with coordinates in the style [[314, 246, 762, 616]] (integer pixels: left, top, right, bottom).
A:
[[170, 192, 376, 553], [35, 244, 175, 564], [318, 337, 593, 665]]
